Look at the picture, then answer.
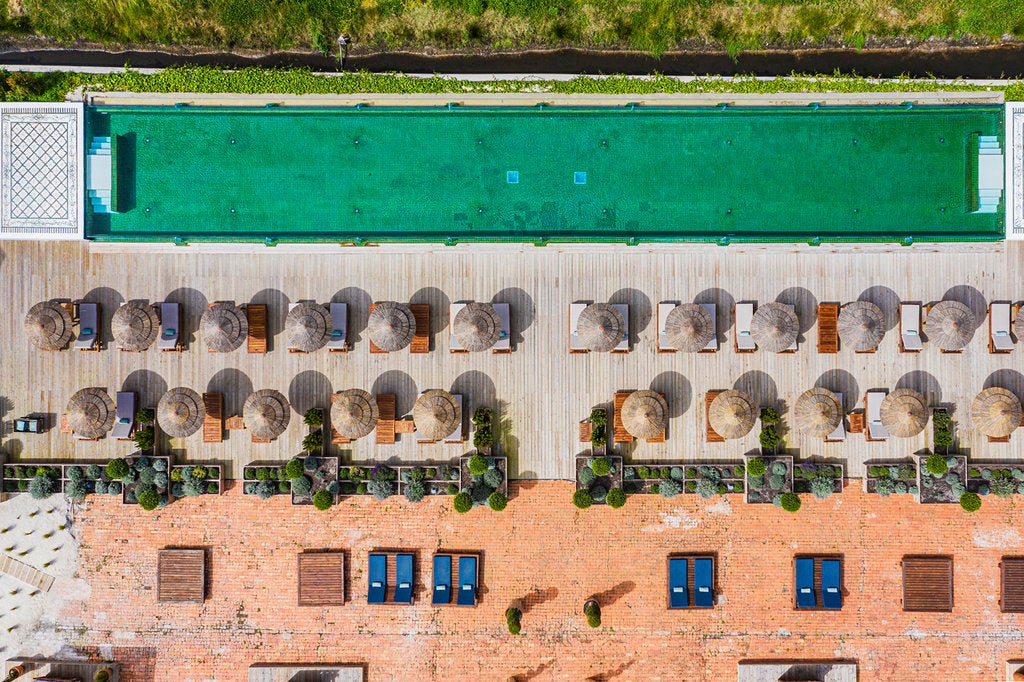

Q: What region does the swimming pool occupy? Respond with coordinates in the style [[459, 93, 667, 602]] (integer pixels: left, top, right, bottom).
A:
[[84, 104, 1004, 243]]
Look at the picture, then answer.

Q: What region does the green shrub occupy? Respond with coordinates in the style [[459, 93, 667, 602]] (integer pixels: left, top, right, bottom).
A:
[[66, 465, 83, 480], [488, 492, 508, 511], [978, 483, 990, 496], [254, 481, 276, 499], [349, 466, 365, 480], [590, 427, 606, 448], [355, 482, 367, 495], [650, 484, 660, 494], [106, 458, 130, 480], [875, 477, 896, 497], [302, 431, 323, 452], [65, 479, 88, 501], [759, 427, 780, 450], [468, 454, 488, 475], [94, 669, 111, 682], [768, 474, 786, 491], [991, 478, 1015, 498], [284, 459, 305, 480], [174, 483, 186, 497], [960, 491, 982, 512], [404, 480, 426, 502], [659, 479, 682, 498], [303, 408, 323, 428], [133, 427, 154, 451], [483, 467, 504, 488], [138, 490, 160, 510], [573, 489, 593, 509], [183, 479, 204, 497], [153, 459, 167, 472], [670, 466, 685, 481], [809, 477, 834, 499], [932, 410, 950, 429], [732, 465, 744, 477], [686, 481, 697, 493], [637, 466, 651, 479], [84, 464, 103, 480], [138, 467, 157, 486], [506, 607, 522, 634], [472, 406, 492, 427], [590, 457, 611, 477], [606, 488, 626, 508], [446, 483, 458, 495], [925, 453, 948, 476], [747, 474, 764, 489], [590, 485, 607, 502], [95, 480, 108, 495], [453, 491, 473, 513], [3, 466, 13, 478], [578, 467, 596, 487], [590, 409, 607, 427], [207, 482, 218, 494], [695, 478, 718, 499], [779, 492, 801, 512], [152, 472, 168, 488], [312, 489, 333, 510], [760, 407, 780, 424], [135, 408, 154, 425], [933, 429, 953, 448], [17, 480, 27, 491], [473, 426, 493, 449], [584, 600, 601, 627], [405, 467, 427, 482], [969, 468, 982, 478], [107, 481, 122, 496], [171, 468, 185, 481], [27, 475, 54, 499], [746, 458, 766, 477], [771, 461, 787, 475], [290, 475, 313, 496]]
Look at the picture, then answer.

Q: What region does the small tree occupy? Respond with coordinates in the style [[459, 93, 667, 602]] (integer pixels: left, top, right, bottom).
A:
[[583, 600, 601, 628], [136, 408, 154, 426], [133, 426, 155, 451], [106, 458, 130, 480], [746, 457, 766, 477], [960, 491, 982, 512], [760, 407, 780, 425], [301, 431, 323, 452], [606, 488, 626, 508], [284, 458, 306, 479], [925, 453, 948, 476], [468, 453, 488, 475], [573, 489, 593, 509], [590, 457, 611, 477], [505, 607, 522, 635], [303, 408, 323, 428], [28, 474, 55, 500], [934, 429, 953, 449], [472, 406, 492, 427], [759, 426, 780, 451]]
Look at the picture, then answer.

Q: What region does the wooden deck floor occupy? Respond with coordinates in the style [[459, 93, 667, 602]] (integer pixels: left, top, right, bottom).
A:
[[4, 240, 1024, 480]]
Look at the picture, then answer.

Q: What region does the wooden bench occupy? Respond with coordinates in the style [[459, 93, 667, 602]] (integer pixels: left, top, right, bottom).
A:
[[202, 392, 223, 443], [410, 303, 430, 354], [225, 415, 245, 431], [375, 394, 396, 445], [902, 555, 953, 612], [298, 552, 345, 606], [705, 391, 724, 443], [1001, 557, 1024, 613], [157, 549, 206, 603], [848, 412, 864, 434], [246, 304, 267, 354], [395, 418, 416, 434], [613, 391, 632, 444], [817, 303, 838, 354]]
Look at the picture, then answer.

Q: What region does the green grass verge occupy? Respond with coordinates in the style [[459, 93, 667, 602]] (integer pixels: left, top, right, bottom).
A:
[[1, 66, 1022, 102]]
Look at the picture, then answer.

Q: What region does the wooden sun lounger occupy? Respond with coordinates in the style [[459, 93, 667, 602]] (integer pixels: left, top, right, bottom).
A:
[[246, 304, 267, 354], [492, 302, 512, 353], [330, 392, 351, 444], [375, 394, 396, 445], [157, 549, 206, 603], [817, 303, 839, 354], [705, 390, 725, 443], [848, 412, 864, 434], [202, 392, 223, 443], [899, 302, 922, 353], [1000, 557, 1024, 613], [902, 555, 953, 612], [298, 552, 345, 607], [613, 391, 633, 444], [989, 302, 1014, 354], [410, 304, 430, 354]]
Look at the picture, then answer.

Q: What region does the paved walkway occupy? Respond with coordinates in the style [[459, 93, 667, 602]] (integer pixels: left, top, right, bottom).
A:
[[59, 482, 1024, 681]]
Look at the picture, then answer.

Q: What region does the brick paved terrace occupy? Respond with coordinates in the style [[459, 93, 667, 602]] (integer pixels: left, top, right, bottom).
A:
[[50, 481, 1024, 681]]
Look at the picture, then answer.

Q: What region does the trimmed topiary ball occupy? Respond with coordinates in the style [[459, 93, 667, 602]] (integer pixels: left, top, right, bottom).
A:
[[960, 491, 982, 512], [106, 458, 130, 480], [94, 480, 108, 495], [746, 458, 766, 477], [138, 466, 157, 486], [606, 488, 626, 508], [404, 481, 426, 502], [468, 454, 488, 475], [578, 467, 596, 487], [107, 481, 122, 496], [453, 491, 473, 513], [284, 459, 305, 480], [488, 491, 508, 511], [573, 489, 593, 509], [590, 485, 608, 502], [925, 453, 948, 476], [291, 475, 313, 496], [590, 457, 611, 477], [312, 489, 333, 510], [138, 490, 160, 510], [28, 474, 54, 500], [483, 467, 504, 489], [779, 492, 801, 512]]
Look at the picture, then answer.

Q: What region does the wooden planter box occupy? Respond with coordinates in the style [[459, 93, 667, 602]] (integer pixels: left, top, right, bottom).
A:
[[917, 454, 967, 504], [792, 462, 845, 496], [967, 464, 1024, 497], [864, 461, 918, 495], [170, 463, 224, 498], [574, 455, 623, 503], [744, 454, 794, 504], [242, 462, 289, 497], [122, 454, 171, 505], [460, 454, 509, 498], [291, 455, 339, 505]]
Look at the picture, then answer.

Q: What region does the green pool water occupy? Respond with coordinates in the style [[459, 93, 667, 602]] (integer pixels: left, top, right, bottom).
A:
[[85, 104, 1005, 243]]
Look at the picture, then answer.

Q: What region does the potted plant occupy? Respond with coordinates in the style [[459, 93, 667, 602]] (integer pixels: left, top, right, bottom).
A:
[[506, 606, 522, 634], [94, 669, 112, 682], [583, 599, 601, 627], [3, 665, 24, 682]]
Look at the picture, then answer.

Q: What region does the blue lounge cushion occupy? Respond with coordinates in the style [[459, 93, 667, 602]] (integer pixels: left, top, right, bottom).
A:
[[394, 554, 414, 604], [82, 328, 93, 335], [164, 328, 176, 336], [368, 554, 387, 604], [693, 558, 714, 608], [432, 555, 452, 605], [821, 559, 842, 610], [795, 557, 816, 609], [668, 558, 688, 609], [457, 556, 477, 606]]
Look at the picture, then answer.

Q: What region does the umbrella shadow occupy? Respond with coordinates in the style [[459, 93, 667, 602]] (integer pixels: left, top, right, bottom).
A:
[[609, 287, 652, 340], [649, 371, 691, 419], [411, 286, 451, 349], [371, 370, 418, 417], [206, 368, 253, 419], [984, 369, 1024, 400], [288, 370, 332, 416], [82, 286, 125, 348], [492, 287, 536, 346], [694, 288, 735, 335], [332, 286, 372, 344], [813, 370, 860, 413], [451, 369, 497, 424], [734, 370, 778, 410], [164, 286, 208, 350], [250, 288, 290, 353], [896, 371, 942, 405], [497, 399, 518, 469], [121, 369, 168, 410], [589, 580, 635, 608], [858, 285, 901, 332], [943, 284, 988, 323], [776, 286, 817, 337]]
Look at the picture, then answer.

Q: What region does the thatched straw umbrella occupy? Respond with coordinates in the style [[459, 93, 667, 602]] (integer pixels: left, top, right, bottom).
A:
[[880, 388, 930, 438], [750, 302, 799, 353], [453, 302, 502, 352], [200, 301, 247, 353], [331, 389, 379, 439], [66, 387, 115, 439], [243, 389, 291, 441], [709, 389, 758, 440], [367, 301, 415, 351], [157, 387, 205, 438], [24, 301, 74, 351], [578, 303, 625, 352], [112, 300, 159, 351], [621, 390, 668, 439], [837, 301, 885, 352], [971, 387, 1022, 439], [286, 302, 331, 353], [665, 304, 714, 352], [794, 387, 843, 438], [924, 300, 975, 351], [413, 389, 461, 441]]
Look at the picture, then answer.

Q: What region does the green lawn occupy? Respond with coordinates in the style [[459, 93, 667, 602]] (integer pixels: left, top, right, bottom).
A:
[[9, 0, 1024, 54]]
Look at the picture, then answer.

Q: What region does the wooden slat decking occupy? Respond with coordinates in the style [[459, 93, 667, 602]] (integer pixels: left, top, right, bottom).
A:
[[902, 555, 953, 612], [613, 391, 632, 444], [705, 391, 725, 443], [375, 394, 396, 445], [410, 304, 430, 354], [246, 304, 267, 354], [202, 392, 223, 443], [157, 549, 206, 604], [297, 552, 345, 606], [0, 553, 55, 592], [818, 303, 839, 354], [1001, 558, 1024, 613]]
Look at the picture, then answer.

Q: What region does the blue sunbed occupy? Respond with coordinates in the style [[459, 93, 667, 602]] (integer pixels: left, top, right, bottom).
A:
[[693, 558, 714, 608], [457, 556, 478, 606], [821, 559, 842, 610], [432, 555, 452, 605], [394, 554, 414, 604], [368, 553, 387, 604], [795, 557, 816, 609], [668, 558, 688, 609]]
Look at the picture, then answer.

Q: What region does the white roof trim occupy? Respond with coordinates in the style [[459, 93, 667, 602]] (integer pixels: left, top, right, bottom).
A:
[[1007, 102, 1024, 240]]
